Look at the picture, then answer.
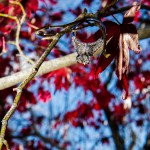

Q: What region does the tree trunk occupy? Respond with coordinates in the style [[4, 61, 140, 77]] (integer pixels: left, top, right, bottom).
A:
[[104, 108, 125, 150]]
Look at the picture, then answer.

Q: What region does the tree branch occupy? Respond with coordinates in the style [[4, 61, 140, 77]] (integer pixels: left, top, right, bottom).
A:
[[0, 26, 150, 90], [102, 4, 150, 17], [104, 108, 125, 150], [0, 53, 77, 90]]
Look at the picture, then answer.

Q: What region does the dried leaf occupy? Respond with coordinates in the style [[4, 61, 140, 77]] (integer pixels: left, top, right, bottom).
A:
[[95, 2, 142, 101]]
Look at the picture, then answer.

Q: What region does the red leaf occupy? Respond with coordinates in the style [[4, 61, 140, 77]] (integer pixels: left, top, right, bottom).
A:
[[69, 7, 82, 16], [101, 137, 109, 144], [136, 119, 143, 126], [18, 90, 36, 112], [95, 53, 114, 79], [95, 87, 115, 109], [38, 88, 51, 102], [95, 21, 120, 79], [51, 12, 63, 21], [47, 68, 71, 91], [21, 127, 32, 135], [0, 23, 15, 35], [22, 0, 38, 18], [112, 104, 127, 123], [49, 0, 57, 5], [134, 71, 150, 90], [83, 0, 92, 6], [64, 103, 93, 125]]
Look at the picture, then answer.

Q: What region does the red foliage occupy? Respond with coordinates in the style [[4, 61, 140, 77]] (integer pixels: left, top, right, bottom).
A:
[[94, 21, 119, 78], [38, 88, 51, 102], [141, 0, 150, 6], [94, 87, 115, 109], [101, 137, 109, 144], [0, 19, 16, 35], [83, 0, 92, 6], [18, 90, 36, 112], [69, 7, 82, 16], [45, 68, 71, 91], [133, 71, 150, 90], [49, 0, 57, 5], [0, 57, 12, 76], [21, 127, 32, 135], [64, 103, 94, 127], [51, 11, 63, 21], [21, 0, 39, 18], [112, 104, 127, 124]]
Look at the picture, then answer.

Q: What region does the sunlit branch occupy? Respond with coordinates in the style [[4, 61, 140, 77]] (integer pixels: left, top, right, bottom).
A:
[[0, 1, 34, 64], [10, 1, 34, 65], [0, 13, 19, 23]]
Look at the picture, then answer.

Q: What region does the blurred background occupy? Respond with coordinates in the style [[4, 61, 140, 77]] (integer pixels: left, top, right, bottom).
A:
[[0, 0, 150, 150]]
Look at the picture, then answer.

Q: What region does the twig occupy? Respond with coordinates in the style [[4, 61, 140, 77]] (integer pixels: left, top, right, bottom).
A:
[[97, 0, 118, 17], [0, 13, 19, 23], [102, 4, 150, 17], [10, 1, 34, 65]]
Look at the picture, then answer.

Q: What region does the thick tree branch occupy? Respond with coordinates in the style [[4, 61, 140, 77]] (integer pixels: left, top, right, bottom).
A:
[[0, 53, 77, 90], [138, 27, 150, 40], [0, 26, 150, 90]]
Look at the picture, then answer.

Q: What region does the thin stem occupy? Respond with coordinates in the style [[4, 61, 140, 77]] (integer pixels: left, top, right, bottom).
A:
[[11, 1, 34, 64], [0, 13, 19, 24], [0, 1, 34, 64], [112, 14, 121, 25]]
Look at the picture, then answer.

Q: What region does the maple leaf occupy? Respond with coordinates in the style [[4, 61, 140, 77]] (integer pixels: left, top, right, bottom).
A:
[[21, 0, 38, 18], [95, 2, 142, 103]]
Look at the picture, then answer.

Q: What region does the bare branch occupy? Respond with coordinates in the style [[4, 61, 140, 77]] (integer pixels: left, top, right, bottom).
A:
[[0, 1, 34, 64]]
